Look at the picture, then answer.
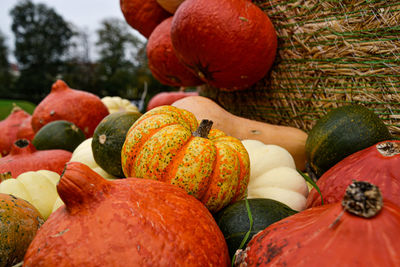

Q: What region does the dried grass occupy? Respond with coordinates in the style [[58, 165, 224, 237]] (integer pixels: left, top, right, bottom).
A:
[[260, 0, 400, 133]]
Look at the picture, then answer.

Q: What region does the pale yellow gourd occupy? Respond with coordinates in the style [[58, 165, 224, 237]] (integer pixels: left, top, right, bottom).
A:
[[156, 0, 185, 13], [69, 138, 116, 180], [101, 96, 139, 114], [172, 96, 307, 170], [242, 139, 309, 211], [0, 170, 63, 219]]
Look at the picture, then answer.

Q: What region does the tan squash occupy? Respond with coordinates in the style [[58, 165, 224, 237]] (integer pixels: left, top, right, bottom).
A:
[[172, 96, 307, 170]]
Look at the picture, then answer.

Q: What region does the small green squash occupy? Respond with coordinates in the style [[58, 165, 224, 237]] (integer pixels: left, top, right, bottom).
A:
[[214, 198, 297, 258], [306, 105, 392, 178], [32, 120, 86, 152], [92, 111, 142, 178], [0, 193, 44, 267]]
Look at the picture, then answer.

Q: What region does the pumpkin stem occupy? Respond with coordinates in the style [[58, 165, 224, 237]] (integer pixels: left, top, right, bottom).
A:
[[193, 119, 213, 138], [376, 141, 400, 157], [342, 180, 383, 218]]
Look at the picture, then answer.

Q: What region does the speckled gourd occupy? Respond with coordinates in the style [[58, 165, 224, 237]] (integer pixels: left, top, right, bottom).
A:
[[121, 105, 250, 213]]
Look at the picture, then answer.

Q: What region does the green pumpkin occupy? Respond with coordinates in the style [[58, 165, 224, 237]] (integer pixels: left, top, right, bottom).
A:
[[92, 111, 142, 178], [305, 104, 392, 178], [215, 198, 297, 258], [32, 120, 86, 152]]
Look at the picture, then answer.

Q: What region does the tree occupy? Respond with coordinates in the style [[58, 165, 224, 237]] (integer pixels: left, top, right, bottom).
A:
[[0, 30, 13, 96], [10, 0, 74, 103]]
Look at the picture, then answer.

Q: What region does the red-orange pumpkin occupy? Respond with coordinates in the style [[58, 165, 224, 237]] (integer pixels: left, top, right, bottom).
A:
[[146, 91, 199, 111], [16, 116, 35, 141], [147, 17, 203, 87], [307, 140, 400, 208], [120, 0, 171, 39], [235, 181, 400, 266], [31, 80, 109, 138], [0, 106, 32, 156], [121, 106, 250, 213], [0, 139, 72, 177], [171, 0, 277, 91], [23, 162, 230, 266]]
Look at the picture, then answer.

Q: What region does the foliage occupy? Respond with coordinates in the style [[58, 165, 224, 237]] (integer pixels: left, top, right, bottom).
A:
[[10, 0, 74, 103], [0, 31, 13, 96]]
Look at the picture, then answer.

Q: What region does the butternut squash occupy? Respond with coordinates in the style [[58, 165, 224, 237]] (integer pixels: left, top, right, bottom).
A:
[[172, 96, 307, 170]]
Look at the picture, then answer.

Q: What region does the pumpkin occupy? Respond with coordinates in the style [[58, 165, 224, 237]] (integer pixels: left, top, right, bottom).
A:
[[31, 80, 110, 138], [101, 96, 139, 114], [242, 139, 309, 211], [0, 193, 44, 267], [147, 17, 203, 87], [32, 120, 86, 152], [147, 91, 198, 111], [172, 96, 308, 170], [92, 111, 142, 177], [171, 0, 277, 91], [215, 198, 297, 258], [306, 104, 392, 178], [235, 181, 400, 266], [0, 139, 72, 177], [23, 162, 230, 266], [70, 138, 116, 180], [156, 0, 185, 13], [0, 105, 32, 156], [120, 0, 171, 39], [307, 140, 400, 208], [121, 105, 250, 213], [16, 115, 35, 141], [0, 170, 62, 220]]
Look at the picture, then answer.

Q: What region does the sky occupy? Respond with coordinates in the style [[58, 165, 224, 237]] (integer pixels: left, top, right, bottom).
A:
[[0, 0, 145, 62]]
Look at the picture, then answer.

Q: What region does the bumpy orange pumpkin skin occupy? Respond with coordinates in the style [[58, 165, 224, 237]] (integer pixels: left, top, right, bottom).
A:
[[121, 106, 250, 213], [147, 17, 203, 87], [31, 80, 109, 138], [0, 193, 44, 267], [120, 0, 171, 39], [0, 106, 32, 156], [171, 0, 277, 91], [0, 139, 72, 177], [23, 162, 230, 267], [235, 184, 400, 266], [307, 140, 400, 208]]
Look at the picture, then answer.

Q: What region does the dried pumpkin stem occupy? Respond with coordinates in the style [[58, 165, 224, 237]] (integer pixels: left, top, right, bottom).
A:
[[193, 119, 213, 138], [0, 172, 12, 182], [342, 180, 383, 218], [376, 141, 400, 157]]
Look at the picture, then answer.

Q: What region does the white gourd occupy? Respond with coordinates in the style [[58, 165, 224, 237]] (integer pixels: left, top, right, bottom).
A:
[[101, 96, 139, 114], [242, 139, 309, 211], [69, 138, 116, 180], [0, 170, 63, 219]]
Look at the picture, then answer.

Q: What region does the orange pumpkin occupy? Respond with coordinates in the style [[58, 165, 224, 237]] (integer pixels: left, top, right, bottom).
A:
[[31, 80, 109, 138], [147, 17, 203, 87], [0, 105, 32, 156], [0, 193, 44, 267], [120, 0, 171, 39], [171, 0, 277, 91], [23, 162, 230, 266], [121, 105, 250, 213], [235, 181, 400, 266], [0, 139, 72, 177]]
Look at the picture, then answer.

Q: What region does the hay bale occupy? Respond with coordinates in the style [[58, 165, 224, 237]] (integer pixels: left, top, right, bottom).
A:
[[199, 0, 400, 135]]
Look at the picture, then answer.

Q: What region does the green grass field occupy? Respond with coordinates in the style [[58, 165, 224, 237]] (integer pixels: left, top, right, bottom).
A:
[[0, 99, 36, 120]]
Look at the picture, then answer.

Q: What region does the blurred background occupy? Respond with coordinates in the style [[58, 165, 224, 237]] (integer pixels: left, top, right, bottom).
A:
[[0, 0, 175, 118]]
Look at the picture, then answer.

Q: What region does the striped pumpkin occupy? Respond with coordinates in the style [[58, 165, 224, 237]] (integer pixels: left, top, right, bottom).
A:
[[121, 105, 250, 213]]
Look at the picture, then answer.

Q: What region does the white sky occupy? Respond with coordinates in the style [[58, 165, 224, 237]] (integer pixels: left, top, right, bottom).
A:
[[0, 0, 145, 62]]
